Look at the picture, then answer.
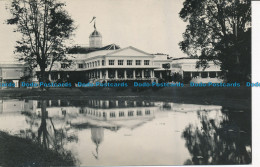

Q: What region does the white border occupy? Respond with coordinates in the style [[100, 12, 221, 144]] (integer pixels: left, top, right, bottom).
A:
[[252, 1, 260, 167]]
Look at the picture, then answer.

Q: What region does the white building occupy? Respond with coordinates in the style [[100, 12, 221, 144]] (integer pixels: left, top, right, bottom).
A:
[[0, 62, 28, 88], [170, 58, 223, 83], [35, 28, 158, 84], [3, 27, 223, 85]]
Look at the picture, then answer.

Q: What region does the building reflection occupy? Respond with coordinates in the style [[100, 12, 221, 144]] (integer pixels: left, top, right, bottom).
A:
[[0, 98, 229, 165], [0, 98, 223, 134]]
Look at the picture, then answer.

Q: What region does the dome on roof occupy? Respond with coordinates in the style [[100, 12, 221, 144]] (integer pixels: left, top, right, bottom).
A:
[[89, 30, 102, 37], [89, 29, 102, 48]]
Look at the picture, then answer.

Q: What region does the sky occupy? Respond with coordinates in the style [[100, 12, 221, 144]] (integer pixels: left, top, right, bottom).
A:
[[0, 0, 187, 62]]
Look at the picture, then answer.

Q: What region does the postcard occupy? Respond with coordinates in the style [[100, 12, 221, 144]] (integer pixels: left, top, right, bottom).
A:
[[0, 0, 256, 166]]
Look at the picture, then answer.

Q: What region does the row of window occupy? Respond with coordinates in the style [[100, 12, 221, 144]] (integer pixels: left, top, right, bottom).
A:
[[38, 109, 151, 119], [62, 59, 150, 69], [110, 110, 151, 118], [83, 109, 151, 118], [109, 60, 150, 66]]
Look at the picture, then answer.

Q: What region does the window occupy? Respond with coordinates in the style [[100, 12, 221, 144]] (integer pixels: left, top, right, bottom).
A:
[[127, 60, 133, 65], [110, 112, 116, 117], [145, 110, 150, 115], [79, 109, 84, 114], [102, 60, 105, 66], [109, 60, 115, 65], [137, 110, 142, 116], [128, 111, 134, 116], [119, 112, 124, 117], [136, 60, 141, 65], [118, 60, 124, 65], [144, 60, 150, 65], [95, 61, 97, 66], [98, 61, 100, 66], [61, 64, 68, 68], [92, 62, 94, 67], [78, 64, 84, 68]]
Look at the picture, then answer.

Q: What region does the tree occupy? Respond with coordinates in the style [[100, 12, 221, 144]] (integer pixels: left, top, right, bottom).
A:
[[7, 0, 75, 83], [179, 0, 251, 82]]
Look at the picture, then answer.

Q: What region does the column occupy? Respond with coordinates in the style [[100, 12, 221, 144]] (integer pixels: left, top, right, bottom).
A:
[[100, 70, 103, 79], [49, 100, 52, 107], [199, 72, 201, 77], [105, 70, 108, 79], [160, 72, 162, 78], [105, 100, 109, 108], [49, 73, 51, 81], [58, 73, 60, 79], [190, 72, 193, 78], [115, 100, 118, 107], [115, 70, 118, 79], [124, 70, 127, 79], [152, 70, 154, 78], [133, 69, 136, 79], [58, 100, 61, 106], [142, 101, 145, 106], [207, 72, 210, 78], [216, 72, 218, 77], [142, 70, 144, 79], [150, 70, 152, 78]]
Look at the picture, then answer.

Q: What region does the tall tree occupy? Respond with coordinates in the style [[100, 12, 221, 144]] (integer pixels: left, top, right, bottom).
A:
[[179, 0, 251, 82], [7, 0, 75, 83]]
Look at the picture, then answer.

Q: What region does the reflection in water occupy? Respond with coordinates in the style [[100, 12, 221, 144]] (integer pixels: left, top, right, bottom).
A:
[[182, 108, 251, 165], [0, 98, 251, 166], [91, 127, 104, 159]]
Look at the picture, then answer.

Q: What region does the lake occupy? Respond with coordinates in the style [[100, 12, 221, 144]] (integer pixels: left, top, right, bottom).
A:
[[0, 98, 251, 166]]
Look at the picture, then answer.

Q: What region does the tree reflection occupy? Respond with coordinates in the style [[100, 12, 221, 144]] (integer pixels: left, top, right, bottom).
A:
[[182, 109, 251, 165], [22, 100, 78, 166]]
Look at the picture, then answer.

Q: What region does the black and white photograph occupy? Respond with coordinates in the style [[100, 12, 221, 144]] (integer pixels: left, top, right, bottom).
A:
[[0, 0, 255, 166]]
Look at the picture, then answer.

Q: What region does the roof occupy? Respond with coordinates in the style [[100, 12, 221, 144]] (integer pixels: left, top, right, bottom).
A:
[[0, 62, 27, 68], [68, 46, 152, 60], [68, 50, 115, 60], [67, 44, 120, 54]]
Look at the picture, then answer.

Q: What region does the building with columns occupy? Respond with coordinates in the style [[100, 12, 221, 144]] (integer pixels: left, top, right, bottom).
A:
[[153, 53, 172, 79], [5, 26, 223, 86], [35, 27, 158, 85], [170, 58, 223, 83]]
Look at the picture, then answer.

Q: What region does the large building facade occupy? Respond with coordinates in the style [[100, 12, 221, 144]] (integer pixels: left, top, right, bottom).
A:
[[1, 28, 223, 87], [36, 28, 159, 84]]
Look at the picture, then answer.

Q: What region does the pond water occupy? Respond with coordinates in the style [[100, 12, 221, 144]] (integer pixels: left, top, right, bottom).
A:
[[0, 98, 251, 166]]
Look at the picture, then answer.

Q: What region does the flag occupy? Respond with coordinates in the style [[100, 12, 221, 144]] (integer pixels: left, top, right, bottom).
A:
[[90, 16, 96, 23]]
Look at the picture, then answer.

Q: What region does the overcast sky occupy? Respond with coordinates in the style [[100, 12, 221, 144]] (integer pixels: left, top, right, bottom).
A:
[[0, 0, 187, 62]]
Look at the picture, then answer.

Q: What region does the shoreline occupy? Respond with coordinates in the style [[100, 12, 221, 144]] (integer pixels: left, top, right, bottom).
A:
[[0, 87, 251, 109]]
